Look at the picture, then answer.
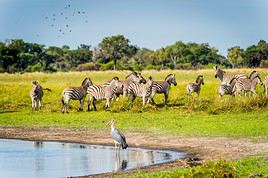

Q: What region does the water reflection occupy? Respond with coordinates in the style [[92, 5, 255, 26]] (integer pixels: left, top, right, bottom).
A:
[[0, 139, 186, 178]]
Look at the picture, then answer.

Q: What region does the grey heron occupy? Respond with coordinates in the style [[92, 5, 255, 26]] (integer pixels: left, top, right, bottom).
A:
[[107, 119, 128, 150]]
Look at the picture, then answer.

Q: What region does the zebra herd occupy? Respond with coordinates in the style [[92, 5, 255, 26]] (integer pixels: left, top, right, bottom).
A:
[[29, 67, 268, 112]]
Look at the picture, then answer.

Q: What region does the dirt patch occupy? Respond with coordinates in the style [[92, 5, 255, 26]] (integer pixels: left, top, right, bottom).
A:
[[0, 127, 268, 177]]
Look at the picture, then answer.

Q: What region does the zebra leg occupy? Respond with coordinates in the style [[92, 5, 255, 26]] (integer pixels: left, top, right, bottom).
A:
[[105, 98, 110, 109], [164, 93, 168, 104], [142, 96, 146, 105], [39, 99, 42, 110], [31, 98, 35, 111], [78, 99, 83, 111], [116, 94, 120, 102], [93, 98, 97, 111], [87, 97, 91, 111]]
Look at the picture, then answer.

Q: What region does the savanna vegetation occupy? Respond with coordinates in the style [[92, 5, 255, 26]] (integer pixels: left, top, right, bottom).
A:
[[1, 69, 268, 177], [1, 36, 268, 73]]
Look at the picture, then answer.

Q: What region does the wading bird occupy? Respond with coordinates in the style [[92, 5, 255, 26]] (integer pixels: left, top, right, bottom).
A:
[[107, 119, 128, 150]]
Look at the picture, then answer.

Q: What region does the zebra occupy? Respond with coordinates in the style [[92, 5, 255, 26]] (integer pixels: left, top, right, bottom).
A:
[[214, 65, 247, 85], [128, 76, 153, 105], [149, 74, 177, 104], [263, 76, 268, 95], [218, 70, 259, 98], [186, 75, 204, 96], [218, 77, 237, 98], [122, 72, 146, 98], [30, 81, 51, 111], [87, 77, 120, 111], [233, 75, 263, 96], [102, 80, 124, 101], [61, 77, 93, 113]]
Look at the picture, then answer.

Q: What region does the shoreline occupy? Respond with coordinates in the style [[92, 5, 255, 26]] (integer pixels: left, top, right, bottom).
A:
[[1, 126, 268, 177]]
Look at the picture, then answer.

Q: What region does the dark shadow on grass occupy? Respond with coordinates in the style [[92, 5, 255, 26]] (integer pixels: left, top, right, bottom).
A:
[[0, 110, 18, 114]]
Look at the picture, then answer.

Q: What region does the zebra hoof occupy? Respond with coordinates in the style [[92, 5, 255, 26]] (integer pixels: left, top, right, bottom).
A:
[[78, 108, 83, 112]]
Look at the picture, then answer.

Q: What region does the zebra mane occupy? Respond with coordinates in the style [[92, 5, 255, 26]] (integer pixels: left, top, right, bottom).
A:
[[125, 72, 138, 79], [249, 70, 258, 79], [32, 81, 38, 85], [165, 74, 174, 81], [81, 77, 92, 87]]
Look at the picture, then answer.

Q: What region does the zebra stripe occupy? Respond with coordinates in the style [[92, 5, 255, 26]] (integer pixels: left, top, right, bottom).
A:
[[103, 80, 123, 101], [62, 77, 92, 113], [186, 75, 204, 96], [214, 66, 247, 85], [218, 77, 237, 97], [150, 74, 177, 104], [87, 77, 120, 111], [128, 76, 153, 105], [30, 81, 51, 111], [234, 75, 262, 96]]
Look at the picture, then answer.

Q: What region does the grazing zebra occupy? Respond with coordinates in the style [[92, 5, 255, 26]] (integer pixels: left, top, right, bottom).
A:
[[128, 76, 153, 105], [103, 80, 124, 101], [149, 74, 177, 104], [218, 77, 237, 98], [30, 81, 51, 111], [122, 72, 146, 98], [87, 77, 120, 111], [263, 76, 268, 95], [214, 65, 247, 85], [61, 77, 93, 113], [186, 75, 204, 96], [233, 75, 263, 96]]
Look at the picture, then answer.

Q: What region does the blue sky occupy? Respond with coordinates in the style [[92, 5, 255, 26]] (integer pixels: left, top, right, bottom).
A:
[[0, 0, 268, 55]]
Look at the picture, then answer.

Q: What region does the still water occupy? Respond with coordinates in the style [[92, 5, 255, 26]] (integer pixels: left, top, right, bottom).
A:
[[0, 139, 186, 177]]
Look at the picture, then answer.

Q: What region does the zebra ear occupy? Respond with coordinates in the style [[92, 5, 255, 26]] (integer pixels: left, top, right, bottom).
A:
[[32, 81, 37, 85], [214, 65, 218, 70], [149, 76, 152, 80]]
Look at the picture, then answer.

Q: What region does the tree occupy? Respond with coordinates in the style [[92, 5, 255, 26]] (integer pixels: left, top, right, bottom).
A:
[[227, 46, 244, 68], [98, 35, 137, 70]]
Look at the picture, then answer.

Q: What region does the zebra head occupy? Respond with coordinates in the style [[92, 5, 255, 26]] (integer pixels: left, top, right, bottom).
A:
[[137, 73, 146, 84], [196, 75, 204, 85], [165, 74, 177, 86], [31, 81, 41, 97], [81, 77, 93, 89], [214, 65, 225, 81], [125, 72, 146, 84]]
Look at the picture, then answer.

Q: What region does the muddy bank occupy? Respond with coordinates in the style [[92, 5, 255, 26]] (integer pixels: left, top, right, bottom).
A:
[[1, 127, 268, 176]]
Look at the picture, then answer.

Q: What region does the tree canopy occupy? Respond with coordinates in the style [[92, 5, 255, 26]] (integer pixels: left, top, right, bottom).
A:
[[0, 36, 267, 73]]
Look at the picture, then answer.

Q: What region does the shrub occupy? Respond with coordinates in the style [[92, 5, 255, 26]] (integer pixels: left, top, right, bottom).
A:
[[77, 62, 100, 71]]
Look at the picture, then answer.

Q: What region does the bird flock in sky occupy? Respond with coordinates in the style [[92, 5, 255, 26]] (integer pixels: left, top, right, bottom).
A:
[[42, 1, 89, 38]]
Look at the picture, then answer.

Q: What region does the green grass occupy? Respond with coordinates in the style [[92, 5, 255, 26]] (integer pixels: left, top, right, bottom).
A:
[[1, 109, 268, 138], [1, 69, 268, 177], [119, 156, 268, 178]]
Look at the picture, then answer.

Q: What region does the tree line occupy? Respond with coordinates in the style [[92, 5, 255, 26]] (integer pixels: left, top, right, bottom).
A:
[[0, 35, 268, 73]]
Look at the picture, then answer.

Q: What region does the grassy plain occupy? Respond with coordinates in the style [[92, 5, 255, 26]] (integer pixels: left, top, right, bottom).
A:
[[1, 69, 268, 177]]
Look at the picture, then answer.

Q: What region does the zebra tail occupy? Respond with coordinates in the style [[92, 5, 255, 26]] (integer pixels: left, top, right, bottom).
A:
[[44, 88, 52, 92], [61, 97, 65, 105]]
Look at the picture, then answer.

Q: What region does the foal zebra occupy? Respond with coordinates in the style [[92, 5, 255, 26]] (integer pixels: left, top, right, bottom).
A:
[[233, 75, 263, 96], [128, 76, 154, 105], [149, 74, 177, 104], [186, 75, 204, 96], [122, 72, 146, 98], [61, 77, 93, 113], [214, 65, 247, 85], [218, 77, 236, 98], [103, 80, 123, 101], [30, 81, 51, 111], [87, 77, 120, 111]]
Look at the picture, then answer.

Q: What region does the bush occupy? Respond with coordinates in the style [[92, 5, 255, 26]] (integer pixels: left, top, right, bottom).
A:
[[77, 62, 100, 71], [260, 60, 268, 68], [100, 61, 114, 70]]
